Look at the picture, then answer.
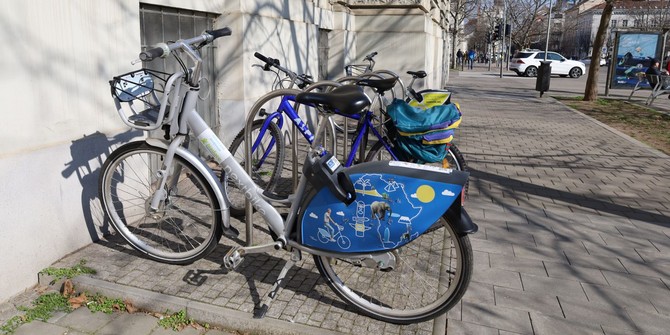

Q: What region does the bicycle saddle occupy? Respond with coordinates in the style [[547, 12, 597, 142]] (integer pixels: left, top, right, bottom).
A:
[[407, 70, 427, 78], [355, 77, 397, 94], [295, 85, 370, 115]]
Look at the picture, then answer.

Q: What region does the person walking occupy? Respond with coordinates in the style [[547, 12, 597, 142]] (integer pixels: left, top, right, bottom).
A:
[[467, 49, 476, 70], [456, 49, 463, 65]]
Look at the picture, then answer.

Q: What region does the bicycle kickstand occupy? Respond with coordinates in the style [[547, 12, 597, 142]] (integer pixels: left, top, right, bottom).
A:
[[254, 249, 302, 319]]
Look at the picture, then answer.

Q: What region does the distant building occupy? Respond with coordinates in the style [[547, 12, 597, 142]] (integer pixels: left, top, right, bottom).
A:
[[562, 0, 670, 59]]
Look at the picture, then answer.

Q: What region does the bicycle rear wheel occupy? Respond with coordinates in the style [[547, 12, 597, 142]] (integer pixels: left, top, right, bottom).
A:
[[221, 119, 285, 217], [99, 141, 223, 264], [313, 214, 473, 324]]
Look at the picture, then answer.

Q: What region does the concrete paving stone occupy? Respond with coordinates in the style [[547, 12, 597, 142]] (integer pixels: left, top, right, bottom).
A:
[[13, 320, 72, 335], [544, 262, 608, 285], [505, 221, 556, 239], [563, 251, 628, 273], [512, 244, 569, 263], [581, 282, 658, 313], [489, 253, 548, 276], [461, 281, 495, 304], [494, 286, 563, 316], [96, 312, 159, 335], [446, 300, 462, 320], [619, 257, 670, 278], [529, 312, 604, 335], [445, 319, 499, 335], [54, 307, 117, 333], [471, 238, 515, 256], [600, 270, 670, 294], [559, 297, 639, 330], [598, 232, 658, 250], [520, 273, 588, 301], [600, 326, 653, 335], [581, 241, 648, 260], [625, 308, 670, 334], [472, 267, 523, 290], [150, 325, 204, 334], [461, 300, 533, 334]]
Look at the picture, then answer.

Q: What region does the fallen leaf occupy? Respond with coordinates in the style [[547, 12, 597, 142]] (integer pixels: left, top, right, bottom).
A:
[[68, 293, 88, 309], [62, 280, 74, 297], [124, 300, 137, 313]]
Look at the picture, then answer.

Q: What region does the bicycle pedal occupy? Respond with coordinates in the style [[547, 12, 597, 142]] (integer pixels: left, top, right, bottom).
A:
[[223, 247, 244, 270]]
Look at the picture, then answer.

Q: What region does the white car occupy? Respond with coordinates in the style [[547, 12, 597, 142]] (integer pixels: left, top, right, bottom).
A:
[[580, 57, 607, 66], [510, 50, 586, 78]]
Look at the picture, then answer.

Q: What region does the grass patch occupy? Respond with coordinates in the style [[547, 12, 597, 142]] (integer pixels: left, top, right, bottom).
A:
[[40, 260, 96, 281], [555, 96, 670, 154], [157, 309, 201, 331], [0, 292, 71, 334]]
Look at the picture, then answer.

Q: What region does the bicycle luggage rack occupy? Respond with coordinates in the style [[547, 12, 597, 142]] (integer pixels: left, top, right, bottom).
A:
[[109, 68, 183, 131]]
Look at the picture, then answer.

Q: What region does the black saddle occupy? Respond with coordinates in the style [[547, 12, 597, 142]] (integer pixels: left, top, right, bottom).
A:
[[407, 70, 427, 78], [355, 77, 397, 94], [295, 85, 370, 115]]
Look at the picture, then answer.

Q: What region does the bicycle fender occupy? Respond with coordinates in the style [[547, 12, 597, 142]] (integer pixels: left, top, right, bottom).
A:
[[299, 160, 470, 253], [144, 139, 232, 230]]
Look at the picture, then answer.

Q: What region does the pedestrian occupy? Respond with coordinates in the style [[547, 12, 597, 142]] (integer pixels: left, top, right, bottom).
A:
[[467, 49, 475, 70], [645, 59, 669, 90], [456, 49, 463, 65]]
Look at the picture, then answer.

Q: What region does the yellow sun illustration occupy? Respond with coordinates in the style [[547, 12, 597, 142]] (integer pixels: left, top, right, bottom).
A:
[[415, 185, 435, 203]]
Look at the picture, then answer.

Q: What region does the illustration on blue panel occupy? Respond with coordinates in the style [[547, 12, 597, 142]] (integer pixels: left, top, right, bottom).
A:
[[301, 172, 462, 253]]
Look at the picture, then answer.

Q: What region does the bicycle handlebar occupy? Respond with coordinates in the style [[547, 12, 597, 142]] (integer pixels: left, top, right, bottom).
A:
[[254, 52, 314, 88], [140, 27, 232, 61], [364, 51, 378, 61]]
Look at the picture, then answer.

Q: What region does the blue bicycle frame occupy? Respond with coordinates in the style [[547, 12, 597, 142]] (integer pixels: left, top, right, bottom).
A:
[[252, 95, 399, 167]]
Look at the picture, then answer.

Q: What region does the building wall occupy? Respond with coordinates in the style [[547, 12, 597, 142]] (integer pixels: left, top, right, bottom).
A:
[[0, 0, 447, 303]]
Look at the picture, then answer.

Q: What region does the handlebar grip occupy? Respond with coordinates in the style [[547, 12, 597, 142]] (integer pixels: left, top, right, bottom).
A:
[[206, 27, 232, 40], [139, 44, 168, 61], [365, 51, 378, 60], [254, 52, 271, 63]]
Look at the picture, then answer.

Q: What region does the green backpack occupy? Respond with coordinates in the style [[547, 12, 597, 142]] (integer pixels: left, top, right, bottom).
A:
[[386, 99, 462, 163]]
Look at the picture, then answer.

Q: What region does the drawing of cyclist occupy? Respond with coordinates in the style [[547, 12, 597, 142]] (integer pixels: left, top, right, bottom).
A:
[[324, 208, 336, 241]]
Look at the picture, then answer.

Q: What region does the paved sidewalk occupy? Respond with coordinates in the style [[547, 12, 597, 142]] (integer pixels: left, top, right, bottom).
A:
[[5, 63, 670, 334]]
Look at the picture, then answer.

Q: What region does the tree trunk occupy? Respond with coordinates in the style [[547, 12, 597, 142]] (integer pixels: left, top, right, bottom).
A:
[[584, 0, 615, 101]]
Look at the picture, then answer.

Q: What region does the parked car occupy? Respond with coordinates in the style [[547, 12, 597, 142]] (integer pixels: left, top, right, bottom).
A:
[[579, 57, 607, 66], [510, 50, 586, 78]]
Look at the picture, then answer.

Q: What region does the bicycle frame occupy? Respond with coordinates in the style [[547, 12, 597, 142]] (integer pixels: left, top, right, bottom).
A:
[[255, 94, 399, 168]]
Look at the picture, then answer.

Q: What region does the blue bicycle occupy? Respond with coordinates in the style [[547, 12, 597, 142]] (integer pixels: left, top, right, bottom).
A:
[[222, 53, 466, 217]]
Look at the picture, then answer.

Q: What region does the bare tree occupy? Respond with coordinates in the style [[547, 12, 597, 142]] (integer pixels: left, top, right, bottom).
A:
[[507, 0, 550, 49], [584, 0, 615, 101], [449, 0, 479, 68]]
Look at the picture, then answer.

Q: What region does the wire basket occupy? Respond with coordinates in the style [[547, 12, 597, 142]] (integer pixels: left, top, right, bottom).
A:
[[109, 69, 171, 130], [344, 64, 370, 77]]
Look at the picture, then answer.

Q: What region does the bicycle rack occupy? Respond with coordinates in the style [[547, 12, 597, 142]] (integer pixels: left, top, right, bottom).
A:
[[242, 83, 341, 246]]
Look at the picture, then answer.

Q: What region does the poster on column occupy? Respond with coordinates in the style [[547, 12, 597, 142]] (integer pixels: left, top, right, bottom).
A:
[[610, 32, 663, 89]]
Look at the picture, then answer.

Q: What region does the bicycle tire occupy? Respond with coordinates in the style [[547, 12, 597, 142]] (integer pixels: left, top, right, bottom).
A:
[[99, 141, 223, 264], [313, 213, 473, 324], [221, 119, 285, 217]]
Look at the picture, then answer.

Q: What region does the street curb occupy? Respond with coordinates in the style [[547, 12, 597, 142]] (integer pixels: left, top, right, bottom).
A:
[[552, 97, 669, 159], [71, 276, 344, 335]]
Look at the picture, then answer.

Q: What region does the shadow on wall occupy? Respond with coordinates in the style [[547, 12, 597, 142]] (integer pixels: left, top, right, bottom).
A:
[[61, 130, 140, 242]]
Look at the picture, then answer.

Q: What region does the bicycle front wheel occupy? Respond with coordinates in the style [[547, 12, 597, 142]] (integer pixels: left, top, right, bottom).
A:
[[99, 141, 223, 264], [222, 119, 285, 217], [313, 214, 473, 324]]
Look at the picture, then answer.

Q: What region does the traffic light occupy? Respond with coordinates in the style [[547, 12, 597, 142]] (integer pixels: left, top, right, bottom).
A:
[[493, 24, 500, 40], [504, 24, 511, 37]]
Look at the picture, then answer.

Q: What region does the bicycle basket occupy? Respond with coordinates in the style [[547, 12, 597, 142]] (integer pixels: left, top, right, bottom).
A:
[[109, 69, 171, 129], [386, 99, 462, 163], [344, 64, 370, 77]]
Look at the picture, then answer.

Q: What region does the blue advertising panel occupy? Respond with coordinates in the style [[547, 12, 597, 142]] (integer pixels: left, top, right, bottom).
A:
[[610, 32, 663, 88]]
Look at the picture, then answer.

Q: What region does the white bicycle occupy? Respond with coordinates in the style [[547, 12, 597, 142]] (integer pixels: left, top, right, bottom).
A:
[[100, 27, 477, 324]]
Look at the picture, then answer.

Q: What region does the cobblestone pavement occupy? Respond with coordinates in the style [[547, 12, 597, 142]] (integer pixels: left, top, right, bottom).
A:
[[15, 64, 670, 334]]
